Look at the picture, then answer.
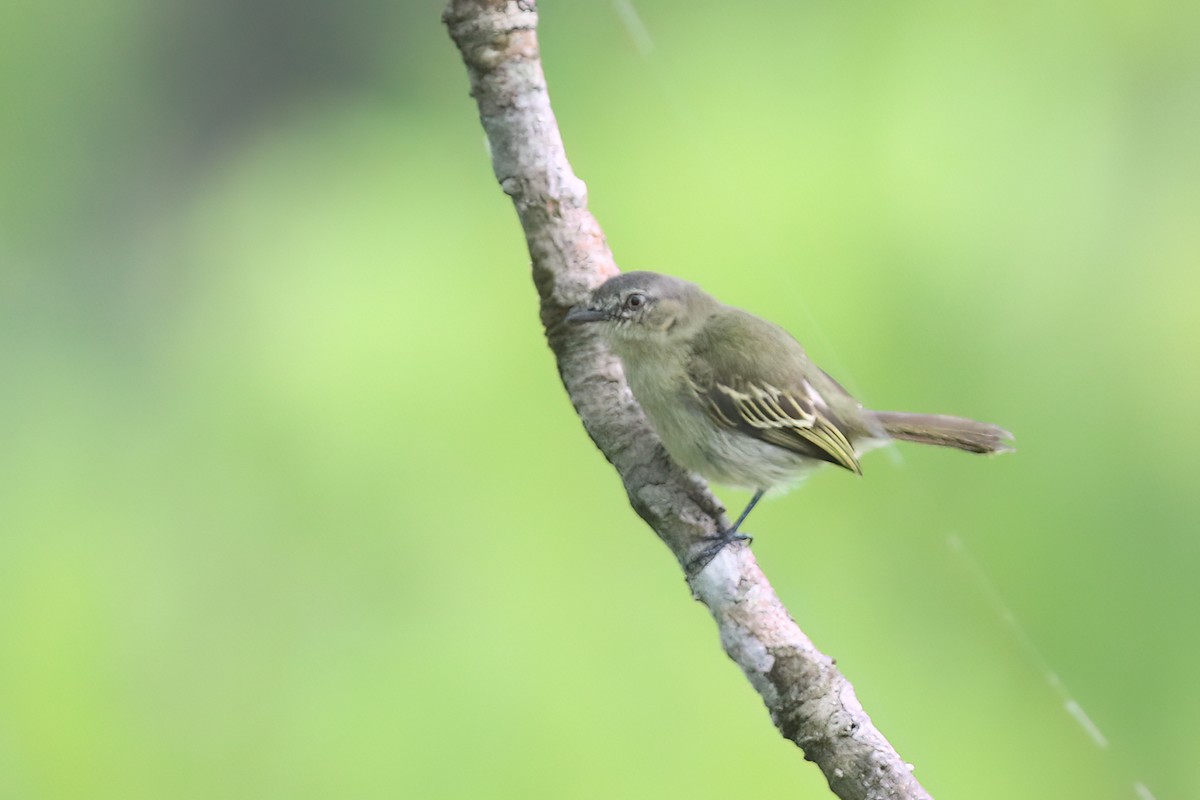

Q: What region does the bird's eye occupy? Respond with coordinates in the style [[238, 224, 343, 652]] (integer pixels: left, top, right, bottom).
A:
[[626, 293, 647, 310]]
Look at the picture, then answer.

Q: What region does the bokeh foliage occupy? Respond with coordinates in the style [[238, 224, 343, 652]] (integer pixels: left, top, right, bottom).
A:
[[2, 0, 1198, 797]]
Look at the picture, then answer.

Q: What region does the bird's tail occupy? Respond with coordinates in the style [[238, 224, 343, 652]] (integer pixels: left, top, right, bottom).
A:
[[872, 411, 1014, 455]]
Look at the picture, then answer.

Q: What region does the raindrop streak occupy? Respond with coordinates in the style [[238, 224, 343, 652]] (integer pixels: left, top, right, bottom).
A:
[[1065, 699, 1108, 750], [609, 4, 1162, 797], [609, 5, 1164, 797], [1134, 782, 1158, 800], [946, 535, 1106, 743], [948, 535, 1157, 800], [612, 0, 654, 57], [608, 0, 869, 410]]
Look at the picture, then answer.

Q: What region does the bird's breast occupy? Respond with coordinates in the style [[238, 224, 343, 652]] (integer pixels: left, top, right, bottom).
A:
[[619, 350, 816, 490]]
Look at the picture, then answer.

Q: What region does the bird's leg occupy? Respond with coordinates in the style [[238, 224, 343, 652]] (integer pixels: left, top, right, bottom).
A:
[[727, 489, 764, 538], [687, 489, 764, 575]]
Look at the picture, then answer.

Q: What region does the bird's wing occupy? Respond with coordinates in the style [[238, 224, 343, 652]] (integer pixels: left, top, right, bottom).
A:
[[685, 308, 863, 474], [694, 376, 862, 474]]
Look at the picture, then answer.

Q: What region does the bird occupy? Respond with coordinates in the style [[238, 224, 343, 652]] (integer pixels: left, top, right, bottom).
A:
[[565, 271, 1012, 565]]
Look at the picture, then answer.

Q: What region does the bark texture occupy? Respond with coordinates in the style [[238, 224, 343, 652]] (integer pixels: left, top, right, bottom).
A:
[[444, 3, 933, 798]]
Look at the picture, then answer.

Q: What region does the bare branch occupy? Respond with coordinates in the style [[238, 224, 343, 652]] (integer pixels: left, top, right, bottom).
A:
[[443, 2, 934, 798]]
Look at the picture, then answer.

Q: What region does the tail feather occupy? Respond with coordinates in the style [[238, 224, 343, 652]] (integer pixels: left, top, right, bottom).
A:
[[872, 411, 1014, 455]]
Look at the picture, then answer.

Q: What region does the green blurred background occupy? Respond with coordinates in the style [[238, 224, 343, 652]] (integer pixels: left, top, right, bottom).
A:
[[1, 0, 1197, 797]]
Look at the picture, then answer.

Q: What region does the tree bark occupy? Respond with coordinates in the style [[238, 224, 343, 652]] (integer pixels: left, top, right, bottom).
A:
[[443, 2, 933, 798]]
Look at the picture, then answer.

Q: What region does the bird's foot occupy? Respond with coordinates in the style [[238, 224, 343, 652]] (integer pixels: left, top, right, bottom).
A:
[[686, 529, 753, 576]]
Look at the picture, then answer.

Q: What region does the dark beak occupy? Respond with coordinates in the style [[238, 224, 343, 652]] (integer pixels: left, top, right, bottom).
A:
[[564, 306, 608, 324]]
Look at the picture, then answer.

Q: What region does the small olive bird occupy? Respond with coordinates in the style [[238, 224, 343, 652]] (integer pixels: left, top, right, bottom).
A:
[[566, 271, 1012, 561]]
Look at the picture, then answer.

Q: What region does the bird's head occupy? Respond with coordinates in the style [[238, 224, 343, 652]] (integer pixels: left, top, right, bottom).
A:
[[565, 271, 715, 345]]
